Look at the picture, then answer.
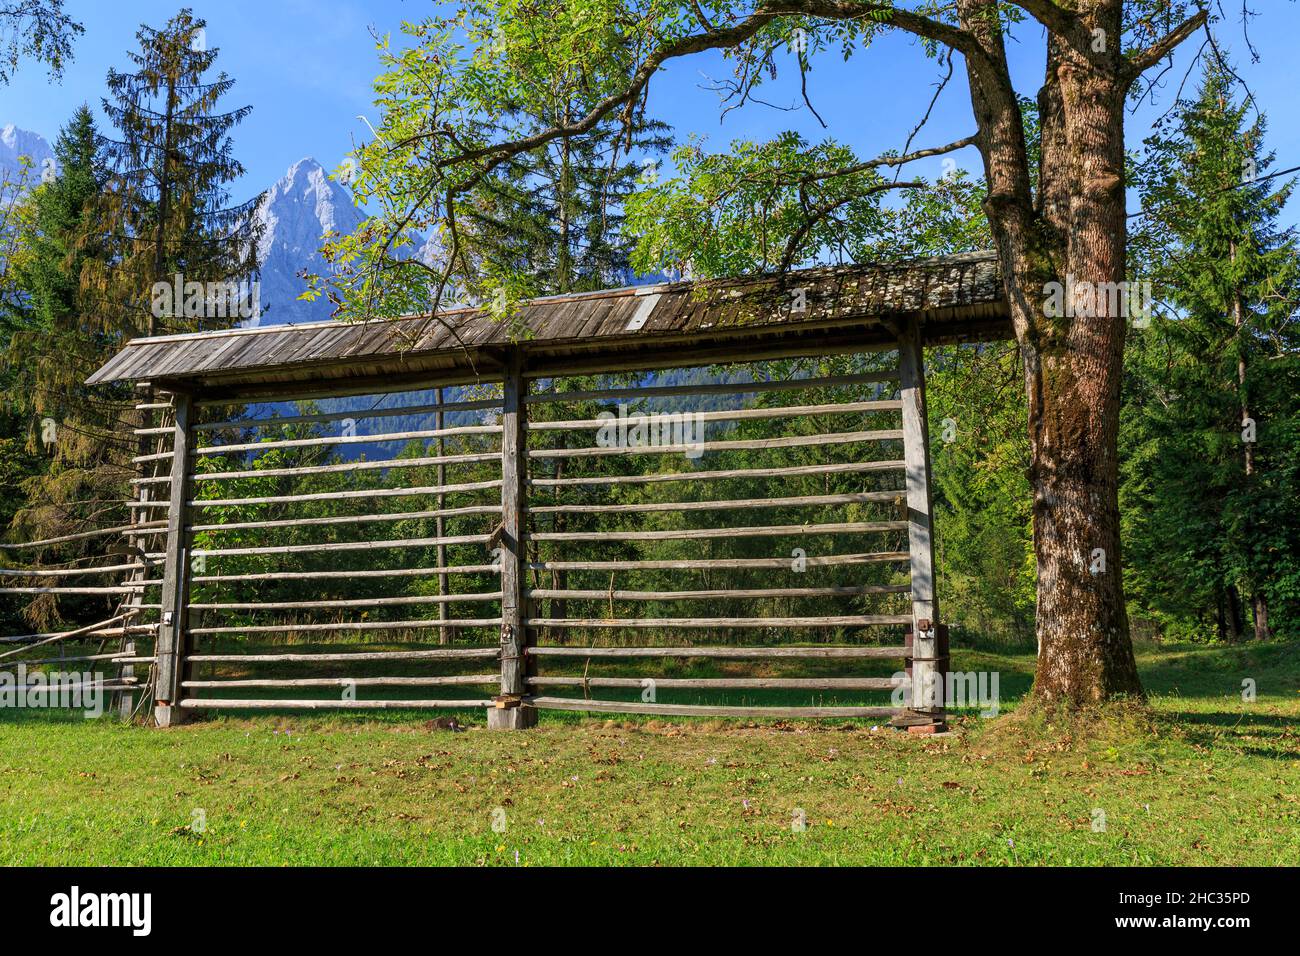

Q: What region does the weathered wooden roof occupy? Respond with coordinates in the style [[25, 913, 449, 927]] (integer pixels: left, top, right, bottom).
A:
[[88, 251, 1008, 396]]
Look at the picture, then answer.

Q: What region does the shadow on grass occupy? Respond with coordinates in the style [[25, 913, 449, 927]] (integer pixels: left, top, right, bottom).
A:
[[1136, 638, 1299, 699]]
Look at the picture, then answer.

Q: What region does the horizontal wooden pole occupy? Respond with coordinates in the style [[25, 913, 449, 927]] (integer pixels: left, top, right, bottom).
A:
[[188, 479, 502, 509], [0, 616, 148, 647], [132, 450, 173, 464], [529, 461, 905, 489], [526, 697, 899, 719], [193, 423, 501, 457], [189, 533, 490, 558], [529, 492, 902, 516], [191, 593, 501, 611], [188, 504, 499, 534], [178, 698, 493, 711], [528, 400, 903, 432], [186, 451, 500, 484], [189, 619, 501, 636], [525, 615, 911, 628], [527, 585, 909, 601], [188, 648, 499, 663], [1, 623, 153, 645], [526, 339, 894, 379], [16, 679, 141, 694], [0, 585, 147, 595], [192, 373, 495, 408], [530, 553, 910, 572], [181, 675, 498, 689], [525, 371, 897, 404], [0, 522, 165, 549], [526, 645, 907, 659], [195, 396, 503, 433], [2, 652, 156, 668], [527, 429, 904, 460], [190, 565, 499, 584], [525, 676, 904, 690], [531, 521, 908, 543], [0, 562, 149, 578]]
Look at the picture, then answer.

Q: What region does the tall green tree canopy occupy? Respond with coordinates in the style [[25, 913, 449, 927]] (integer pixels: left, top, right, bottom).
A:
[[1123, 61, 1300, 641], [316, 0, 1231, 707], [2, 10, 261, 629], [90, 6, 261, 338]]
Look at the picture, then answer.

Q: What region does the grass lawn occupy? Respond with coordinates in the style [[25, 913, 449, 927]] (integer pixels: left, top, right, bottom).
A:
[[0, 638, 1295, 866]]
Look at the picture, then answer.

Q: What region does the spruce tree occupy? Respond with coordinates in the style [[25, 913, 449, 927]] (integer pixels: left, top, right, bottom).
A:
[[87, 6, 261, 338], [3, 10, 261, 633], [1126, 62, 1300, 641]]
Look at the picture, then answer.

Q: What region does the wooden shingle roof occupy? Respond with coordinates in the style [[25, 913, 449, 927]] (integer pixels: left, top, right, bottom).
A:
[[87, 251, 1009, 395]]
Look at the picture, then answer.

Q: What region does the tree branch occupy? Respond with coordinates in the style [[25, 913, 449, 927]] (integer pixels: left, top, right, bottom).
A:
[[1123, 8, 1209, 83], [419, 2, 987, 178], [781, 0, 990, 67], [800, 133, 977, 185], [1010, 0, 1076, 36]]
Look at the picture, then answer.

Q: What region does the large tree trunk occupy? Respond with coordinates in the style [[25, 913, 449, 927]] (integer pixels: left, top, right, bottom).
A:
[[1232, 280, 1275, 642], [959, 1, 1142, 704], [1225, 584, 1245, 643], [1250, 592, 1271, 642]]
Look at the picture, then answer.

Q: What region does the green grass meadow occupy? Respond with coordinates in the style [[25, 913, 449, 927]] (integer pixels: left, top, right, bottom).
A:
[[0, 638, 1295, 866]]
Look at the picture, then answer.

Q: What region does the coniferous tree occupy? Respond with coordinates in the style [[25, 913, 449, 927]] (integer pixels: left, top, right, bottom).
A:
[[1, 106, 111, 625], [463, 101, 671, 296], [87, 6, 261, 338], [1125, 63, 1300, 641], [3, 11, 262, 632]]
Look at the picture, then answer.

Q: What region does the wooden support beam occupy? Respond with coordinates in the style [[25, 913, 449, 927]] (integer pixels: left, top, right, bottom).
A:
[[525, 615, 910, 628], [527, 429, 903, 460], [526, 676, 904, 690], [154, 393, 193, 727], [188, 648, 498, 663], [524, 371, 897, 404], [436, 386, 449, 646], [896, 316, 945, 730], [527, 645, 907, 659], [528, 491, 903, 516], [188, 480, 501, 510], [529, 460, 904, 489], [527, 697, 898, 719], [194, 395, 502, 432], [178, 698, 493, 711], [526, 584, 909, 601], [526, 400, 902, 431], [189, 618, 500, 636], [529, 553, 909, 572], [531, 521, 907, 543], [493, 350, 535, 729], [192, 422, 501, 457], [182, 676, 498, 689]]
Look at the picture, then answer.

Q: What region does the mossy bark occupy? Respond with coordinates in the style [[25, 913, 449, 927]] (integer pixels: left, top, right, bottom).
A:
[[957, 0, 1143, 704]]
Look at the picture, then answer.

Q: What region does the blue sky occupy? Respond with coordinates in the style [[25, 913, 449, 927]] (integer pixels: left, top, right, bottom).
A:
[[2, 1, 1297, 222]]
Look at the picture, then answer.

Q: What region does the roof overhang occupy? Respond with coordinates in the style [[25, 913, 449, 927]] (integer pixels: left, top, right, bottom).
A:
[[87, 251, 1010, 400]]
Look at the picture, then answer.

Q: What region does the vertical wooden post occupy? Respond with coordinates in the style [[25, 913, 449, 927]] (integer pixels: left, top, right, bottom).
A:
[[435, 386, 448, 645], [490, 350, 536, 729], [896, 319, 946, 731], [154, 391, 193, 728]]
